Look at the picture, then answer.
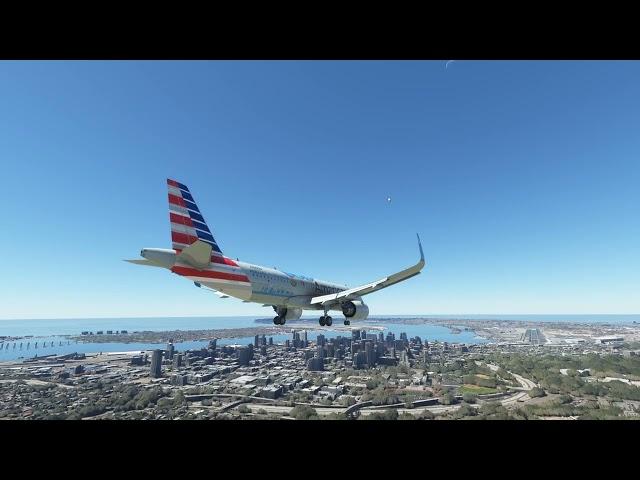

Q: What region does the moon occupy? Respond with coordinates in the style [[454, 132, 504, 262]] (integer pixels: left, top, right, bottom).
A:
[[445, 60, 455, 69]]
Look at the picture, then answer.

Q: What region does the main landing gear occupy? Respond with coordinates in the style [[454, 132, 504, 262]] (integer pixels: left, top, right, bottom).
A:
[[273, 306, 287, 325], [319, 315, 332, 327], [344, 319, 350, 326]]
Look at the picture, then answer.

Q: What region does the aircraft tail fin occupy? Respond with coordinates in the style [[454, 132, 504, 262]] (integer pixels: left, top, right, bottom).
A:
[[167, 179, 223, 256]]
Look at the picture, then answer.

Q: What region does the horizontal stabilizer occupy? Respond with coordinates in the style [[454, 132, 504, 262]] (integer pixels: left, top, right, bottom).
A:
[[124, 258, 165, 268], [177, 240, 212, 269]]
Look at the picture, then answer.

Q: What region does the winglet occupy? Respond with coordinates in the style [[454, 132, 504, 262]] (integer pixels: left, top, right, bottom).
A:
[[417, 233, 425, 262]]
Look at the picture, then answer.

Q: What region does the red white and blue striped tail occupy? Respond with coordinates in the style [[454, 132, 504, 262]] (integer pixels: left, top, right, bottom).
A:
[[167, 179, 222, 255]]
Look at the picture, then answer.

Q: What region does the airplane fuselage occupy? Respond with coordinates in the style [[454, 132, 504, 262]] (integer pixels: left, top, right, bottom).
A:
[[141, 247, 347, 312]]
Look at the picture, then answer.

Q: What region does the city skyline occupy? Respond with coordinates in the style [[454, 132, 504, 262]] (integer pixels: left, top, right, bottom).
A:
[[1, 60, 639, 319]]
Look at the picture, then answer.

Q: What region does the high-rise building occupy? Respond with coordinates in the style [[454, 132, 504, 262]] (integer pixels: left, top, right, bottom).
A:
[[261, 334, 267, 346], [353, 351, 367, 369], [302, 330, 308, 347], [317, 334, 326, 346], [208, 339, 217, 351], [307, 357, 324, 371], [378, 332, 384, 343], [237, 346, 253, 366], [254, 335, 260, 348], [399, 350, 410, 367], [173, 353, 182, 369], [260, 345, 267, 355], [150, 350, 162, 378], [269, 337, 273, 345], [317, 345, 325, 359], [400, 332, 408, 342], [165, 343, 175, 360], [365, 341, 376, 367], [352, 330, 361, 341], [326, 343, 335, 358]]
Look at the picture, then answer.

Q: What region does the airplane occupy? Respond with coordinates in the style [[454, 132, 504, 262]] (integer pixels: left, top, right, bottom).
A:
[[126, 179, 426, 327]]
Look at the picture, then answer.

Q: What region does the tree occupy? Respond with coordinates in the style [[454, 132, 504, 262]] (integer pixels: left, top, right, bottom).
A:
[[341, 396, 356, 407], [419, 410, 435, 420], [462, 393, 477, 404], [290, 405, 318, 420], [529, 387, 546, 398], [173, 390, 186, 407], [383, 409, 399, 420], [441, 393, 456, 405], [238, 404, 250, 414]]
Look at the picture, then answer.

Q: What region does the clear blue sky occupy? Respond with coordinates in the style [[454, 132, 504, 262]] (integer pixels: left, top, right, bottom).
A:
[[1, 60, 639, 319]]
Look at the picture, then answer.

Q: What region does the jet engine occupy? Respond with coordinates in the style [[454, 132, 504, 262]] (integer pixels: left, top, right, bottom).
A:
[[341, 300, 369, 321], [274, 306, 303, 321]]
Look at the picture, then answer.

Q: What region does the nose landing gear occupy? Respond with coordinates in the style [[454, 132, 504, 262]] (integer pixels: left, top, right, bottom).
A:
[[318, 315, 332, 327]]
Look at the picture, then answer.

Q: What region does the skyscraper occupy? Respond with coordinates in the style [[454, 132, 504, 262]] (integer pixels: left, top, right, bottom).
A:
[[326, 343, 335, 358], [365, 341, 376, 367], [237, 346, 252, 366], [173, 353, 182, 369], [150, 350, 162, 378], [254, 335, 260, 348], [317, 334, 326, 346], [307, 357, 324, 372], [165, 342, 175, 360], [399, 350, 410, 367]]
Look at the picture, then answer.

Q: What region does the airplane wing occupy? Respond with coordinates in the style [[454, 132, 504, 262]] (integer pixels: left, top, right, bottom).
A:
[[310, 234, 426, 307]]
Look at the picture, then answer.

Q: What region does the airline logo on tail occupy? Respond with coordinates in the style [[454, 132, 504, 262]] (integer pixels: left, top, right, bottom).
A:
[[167, 179, 222, 255], [167, 179, 251, 287]]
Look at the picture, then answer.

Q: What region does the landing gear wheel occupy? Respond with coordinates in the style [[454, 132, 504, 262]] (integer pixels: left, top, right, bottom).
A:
[[273, 316, 281, 325], [325, 316, 332, 326], [319, 316, 326, 327], [344, 320, 350, 326]]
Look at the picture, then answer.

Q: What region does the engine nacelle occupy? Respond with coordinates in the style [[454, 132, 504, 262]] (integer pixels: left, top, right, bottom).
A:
[[341, 300, 369, 321], [275, 306, 303, 321]]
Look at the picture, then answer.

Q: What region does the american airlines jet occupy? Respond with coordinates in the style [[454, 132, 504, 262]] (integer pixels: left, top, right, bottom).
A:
[[127, 179, 426, 327]]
